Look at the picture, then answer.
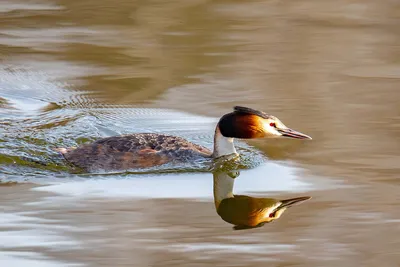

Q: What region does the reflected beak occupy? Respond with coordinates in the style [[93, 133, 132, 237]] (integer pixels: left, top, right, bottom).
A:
[[278, 128, 312, 140], [269, 196, 311, 219], [278, 196, 312, 209]]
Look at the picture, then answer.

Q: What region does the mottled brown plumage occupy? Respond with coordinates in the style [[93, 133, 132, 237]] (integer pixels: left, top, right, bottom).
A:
[[60, 133, 212, 172]]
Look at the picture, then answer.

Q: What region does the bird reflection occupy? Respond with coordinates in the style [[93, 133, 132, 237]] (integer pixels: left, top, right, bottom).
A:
[[213, 169, 311, 230]]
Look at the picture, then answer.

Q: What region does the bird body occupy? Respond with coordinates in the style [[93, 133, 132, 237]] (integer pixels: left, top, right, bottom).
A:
[[57, 106, 311, 172], [60, 133, 212, 172]]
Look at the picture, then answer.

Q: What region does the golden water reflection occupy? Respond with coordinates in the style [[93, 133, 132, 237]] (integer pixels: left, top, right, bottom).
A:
[[213, 169, 311, 230]]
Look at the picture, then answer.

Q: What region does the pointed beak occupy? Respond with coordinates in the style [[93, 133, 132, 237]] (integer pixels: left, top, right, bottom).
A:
[[278, 127, 312, 140]]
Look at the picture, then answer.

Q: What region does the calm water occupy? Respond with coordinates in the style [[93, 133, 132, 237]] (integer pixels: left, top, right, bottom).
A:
[[1, 0, 400, 266]]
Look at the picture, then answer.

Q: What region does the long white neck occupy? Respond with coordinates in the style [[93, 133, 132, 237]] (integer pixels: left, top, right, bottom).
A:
[[213, 126, 237, 158], [213, 172, 235, 209]]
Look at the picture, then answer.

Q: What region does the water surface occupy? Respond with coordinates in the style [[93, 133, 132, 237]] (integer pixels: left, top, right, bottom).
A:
[[1, 0, 400, 266]]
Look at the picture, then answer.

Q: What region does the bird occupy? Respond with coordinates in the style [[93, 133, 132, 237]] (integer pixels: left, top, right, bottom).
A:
[[213, 170, 311, 230], [56, 106, 312, 172]]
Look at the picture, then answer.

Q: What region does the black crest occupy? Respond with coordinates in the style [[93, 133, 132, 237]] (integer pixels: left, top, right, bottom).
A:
[[233, 106, 272, 119]]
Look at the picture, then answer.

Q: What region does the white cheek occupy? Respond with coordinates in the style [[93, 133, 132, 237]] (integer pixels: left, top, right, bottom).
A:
[[262, 121, 273, 132], [275, 130, 283, 136], [262, 122, 282, 137], [271, 130, 283, 137]]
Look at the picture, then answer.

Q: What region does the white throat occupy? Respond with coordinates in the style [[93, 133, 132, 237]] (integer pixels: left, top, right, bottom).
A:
[[213, 126, 237, 158], [213, 172, 235, 209]]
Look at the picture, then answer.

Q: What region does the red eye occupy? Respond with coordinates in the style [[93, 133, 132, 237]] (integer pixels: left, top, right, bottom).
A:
[[269, 122, 276, 127]]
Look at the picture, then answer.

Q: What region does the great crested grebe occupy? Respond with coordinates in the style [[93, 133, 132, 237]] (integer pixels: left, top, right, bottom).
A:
[[213, 170, 311, 230], [57, 106, 311, 172]]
